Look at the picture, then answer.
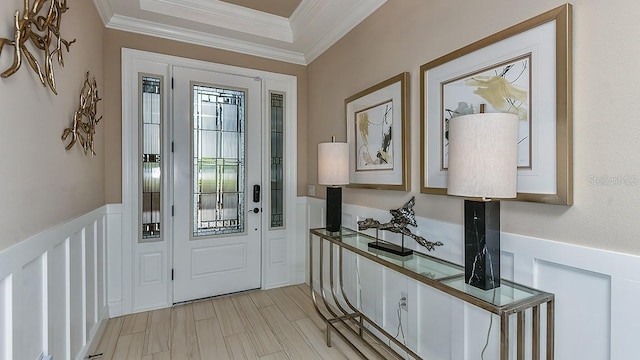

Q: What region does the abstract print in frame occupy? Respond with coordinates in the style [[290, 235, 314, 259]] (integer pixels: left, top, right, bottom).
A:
[[346, 72, 410, 190], [355, 99, 394, 171], [420, 4, 573, 205], [441, 55, 532, 170]]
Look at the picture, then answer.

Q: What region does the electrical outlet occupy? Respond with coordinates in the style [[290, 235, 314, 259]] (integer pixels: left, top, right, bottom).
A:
[[400, 291, 408, 311], [308, 185, 316, 196]]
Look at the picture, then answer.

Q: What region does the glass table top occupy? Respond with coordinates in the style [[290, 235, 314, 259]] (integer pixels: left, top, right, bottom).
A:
[[311, 227, 552, 312], [441, 277, 545, 306]]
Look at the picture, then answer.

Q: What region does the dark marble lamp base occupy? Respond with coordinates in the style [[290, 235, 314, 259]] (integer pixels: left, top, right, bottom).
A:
[[325, 186, 342, 232], [465, 199, 501, 290]]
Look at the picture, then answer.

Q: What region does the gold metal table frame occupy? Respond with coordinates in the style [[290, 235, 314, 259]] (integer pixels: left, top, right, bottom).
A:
[[309, 227, 554, 360]]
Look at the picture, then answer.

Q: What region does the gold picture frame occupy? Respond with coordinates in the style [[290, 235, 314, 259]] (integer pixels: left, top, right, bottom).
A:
[[420, 4, 573, 205], [346, 72, 410, 191]]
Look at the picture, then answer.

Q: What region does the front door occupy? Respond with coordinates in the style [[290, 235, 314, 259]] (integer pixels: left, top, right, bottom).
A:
[[172, 66, 262, 303]]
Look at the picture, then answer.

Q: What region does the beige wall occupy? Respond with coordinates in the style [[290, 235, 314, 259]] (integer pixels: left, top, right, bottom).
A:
[[103, 30, 308, 203], [4, 0, 637, 257], [0, 1, 105, 252], [307, 0, 640, 255]]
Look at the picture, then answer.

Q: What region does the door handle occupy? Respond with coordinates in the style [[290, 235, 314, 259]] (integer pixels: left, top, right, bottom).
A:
[[253, 184, 260, 202], [249, 207, 260, 214]]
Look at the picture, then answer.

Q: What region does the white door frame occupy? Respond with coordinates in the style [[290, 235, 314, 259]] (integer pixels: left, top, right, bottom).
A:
[[119, 48, 298, 315]]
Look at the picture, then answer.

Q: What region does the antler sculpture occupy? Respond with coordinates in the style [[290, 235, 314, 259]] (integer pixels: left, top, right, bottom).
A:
[[0, 0, 75, 94], [61, 71, 102, 156]]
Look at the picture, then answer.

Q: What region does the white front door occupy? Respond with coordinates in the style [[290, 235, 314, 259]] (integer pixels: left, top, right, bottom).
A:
[[172, 66, 262, 303]]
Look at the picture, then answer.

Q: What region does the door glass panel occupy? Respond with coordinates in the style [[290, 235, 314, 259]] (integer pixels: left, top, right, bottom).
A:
[[270, 93, 284, 228], [141, 76, 162, 242], [193, 84, 245, 237]]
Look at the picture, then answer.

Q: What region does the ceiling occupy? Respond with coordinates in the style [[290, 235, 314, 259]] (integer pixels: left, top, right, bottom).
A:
[[91, 0, 388, 65], [219, 0, 301, 18]]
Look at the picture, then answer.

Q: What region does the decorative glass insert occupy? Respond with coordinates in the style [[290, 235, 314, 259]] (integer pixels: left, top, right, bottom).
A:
[[192, 84, 246, 237], [141, 76, 162, 241], [270, 92, 284, 228]]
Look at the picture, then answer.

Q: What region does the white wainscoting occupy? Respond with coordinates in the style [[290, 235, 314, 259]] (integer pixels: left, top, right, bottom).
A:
[[306, 197, 640, 360], [261, 194, 306, 289], [0, 205, 113, 360]]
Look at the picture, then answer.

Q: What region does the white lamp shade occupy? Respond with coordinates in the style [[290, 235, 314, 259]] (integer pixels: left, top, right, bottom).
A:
[[318, 142, 349, 185], [447, 113, 518, 199]]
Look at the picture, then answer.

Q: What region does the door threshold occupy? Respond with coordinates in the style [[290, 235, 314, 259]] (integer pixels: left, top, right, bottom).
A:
[[172, 287, 262, 306]]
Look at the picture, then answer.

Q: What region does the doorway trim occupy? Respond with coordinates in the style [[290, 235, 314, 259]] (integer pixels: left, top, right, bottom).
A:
[[120, 48, 298, 314]]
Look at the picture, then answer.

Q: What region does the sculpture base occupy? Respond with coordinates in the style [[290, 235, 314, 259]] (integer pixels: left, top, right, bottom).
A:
[[368, 241, 413, 257]]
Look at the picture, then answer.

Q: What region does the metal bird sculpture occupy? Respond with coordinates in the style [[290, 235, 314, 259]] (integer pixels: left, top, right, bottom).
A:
[[357, 197, 443, 251]]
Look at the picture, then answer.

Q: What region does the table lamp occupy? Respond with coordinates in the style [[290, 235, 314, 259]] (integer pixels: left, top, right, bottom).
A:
[[318, 137, 349, 232], [447, 112, 518, 290]]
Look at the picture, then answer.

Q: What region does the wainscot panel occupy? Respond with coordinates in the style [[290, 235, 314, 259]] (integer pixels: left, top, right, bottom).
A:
[[0, 206, 111, 360]]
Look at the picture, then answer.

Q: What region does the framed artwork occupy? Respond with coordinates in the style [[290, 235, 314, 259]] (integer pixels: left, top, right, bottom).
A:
[[420, 4, 573, 205], [346, 72, 410, 190]]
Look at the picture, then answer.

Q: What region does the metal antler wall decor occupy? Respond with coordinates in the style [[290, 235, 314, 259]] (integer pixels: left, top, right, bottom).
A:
[[62, 71, 102, 156], [0, 0, 76, 94]]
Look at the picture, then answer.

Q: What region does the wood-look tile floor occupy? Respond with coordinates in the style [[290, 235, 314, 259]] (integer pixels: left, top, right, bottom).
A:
[[92, 284, 395, 360]]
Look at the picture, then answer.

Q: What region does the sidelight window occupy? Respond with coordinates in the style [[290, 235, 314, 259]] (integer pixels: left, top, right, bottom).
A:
[[140, 76, 162, 242], [270, 92, 284, 228]]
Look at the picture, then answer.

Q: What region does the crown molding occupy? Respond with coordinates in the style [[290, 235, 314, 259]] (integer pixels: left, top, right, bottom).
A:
[[92, 0, 115, 25], [107, 15, 307, 65], [91, 0, 388, 65], [289, 0, 319, 30], [298, 0, 387, 63], [140, 0, 293, 42]]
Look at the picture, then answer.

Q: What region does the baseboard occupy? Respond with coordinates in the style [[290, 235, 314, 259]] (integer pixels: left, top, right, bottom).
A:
[[108, 300, 124, 318], [76, 306, 110, 360]]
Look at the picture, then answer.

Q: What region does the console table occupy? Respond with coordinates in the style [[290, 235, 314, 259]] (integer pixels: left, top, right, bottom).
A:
[[309, 227, 554, 360]]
